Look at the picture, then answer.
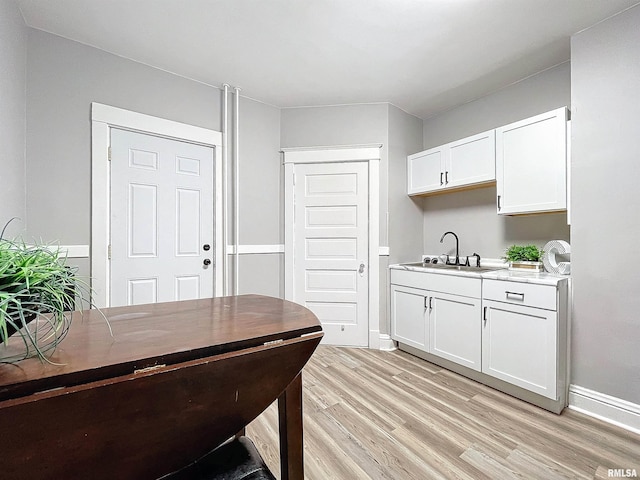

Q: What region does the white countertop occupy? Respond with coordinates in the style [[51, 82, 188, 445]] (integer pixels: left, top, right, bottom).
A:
[[389, 263, 570, 286], [482, 269, 569, 286]]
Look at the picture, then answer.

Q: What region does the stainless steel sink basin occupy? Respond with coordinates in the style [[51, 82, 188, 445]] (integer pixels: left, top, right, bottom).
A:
[[399, 262, 503, 273]]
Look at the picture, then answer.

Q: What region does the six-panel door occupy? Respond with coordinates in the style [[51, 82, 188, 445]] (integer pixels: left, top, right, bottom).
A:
[[110, 128, 215, 307]]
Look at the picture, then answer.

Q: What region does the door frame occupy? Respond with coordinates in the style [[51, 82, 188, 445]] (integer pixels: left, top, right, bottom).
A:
[[282, 145, 381, 348], [91, 102, 223, 308]]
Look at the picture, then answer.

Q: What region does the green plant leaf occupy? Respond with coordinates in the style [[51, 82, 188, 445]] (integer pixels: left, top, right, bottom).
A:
[[504, 244, 543, 262], [0, 228, 109, 362]]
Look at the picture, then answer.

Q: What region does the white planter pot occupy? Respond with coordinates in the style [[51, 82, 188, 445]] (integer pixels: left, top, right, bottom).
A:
[[508, 261, 543, 272]]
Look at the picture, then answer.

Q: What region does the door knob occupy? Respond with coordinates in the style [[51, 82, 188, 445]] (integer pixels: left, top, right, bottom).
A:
[[358, 263, 365, 275], [203, 244, 211, 251], [203, 259, 212, 266]]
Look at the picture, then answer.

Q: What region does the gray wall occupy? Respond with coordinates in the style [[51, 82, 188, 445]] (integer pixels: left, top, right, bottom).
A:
[[388, 104, 424, 266], [421, 63, 571, 258], [26, 29, 222, 245], [386, 105, 424, 335], [0, 0, 27, 238], [281, 103, 390, 245], [571, 5, 640, 403], [237, 96, 283, 297], [24, 29, 281, 297]]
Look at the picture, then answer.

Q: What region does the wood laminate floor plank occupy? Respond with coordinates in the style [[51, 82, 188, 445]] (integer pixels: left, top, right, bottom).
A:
[[247, 346, 640, 480]]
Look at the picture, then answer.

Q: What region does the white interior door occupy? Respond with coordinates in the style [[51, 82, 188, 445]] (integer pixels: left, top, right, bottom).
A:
[[293, 162, 369, 347], [110, 128, 215, 306]]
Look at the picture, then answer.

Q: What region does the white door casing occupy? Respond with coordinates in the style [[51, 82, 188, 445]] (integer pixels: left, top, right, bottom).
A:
[[283, 146, 381, 348], [91, 103, 223, 307], [110, 129, 214, 306]]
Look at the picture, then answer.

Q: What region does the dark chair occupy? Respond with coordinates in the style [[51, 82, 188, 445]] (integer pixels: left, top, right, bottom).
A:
[[160, 436, 276, 480]]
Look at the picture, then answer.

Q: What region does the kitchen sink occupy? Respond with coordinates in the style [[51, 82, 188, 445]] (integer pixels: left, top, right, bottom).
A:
[[399, 262, 504, 273]]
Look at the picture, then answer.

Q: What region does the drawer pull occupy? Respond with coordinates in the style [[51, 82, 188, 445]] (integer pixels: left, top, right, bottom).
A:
[[505, 291, 525, 301]]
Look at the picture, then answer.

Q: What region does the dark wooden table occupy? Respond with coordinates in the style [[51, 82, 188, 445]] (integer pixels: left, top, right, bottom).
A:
[[0, 294, 323, 480]]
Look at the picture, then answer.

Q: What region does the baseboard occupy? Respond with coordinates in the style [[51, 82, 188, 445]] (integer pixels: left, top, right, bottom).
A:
[[568, 384, 640, 435], [378, 334, 396, 351]]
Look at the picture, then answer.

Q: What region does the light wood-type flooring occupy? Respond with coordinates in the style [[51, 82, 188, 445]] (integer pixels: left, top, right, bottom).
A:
[[247, 346, 640, 480]]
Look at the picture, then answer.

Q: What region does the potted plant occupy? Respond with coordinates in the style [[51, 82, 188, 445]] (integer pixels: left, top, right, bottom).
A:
[[0, 225, 104, 363], [504, 244, 544, 272]]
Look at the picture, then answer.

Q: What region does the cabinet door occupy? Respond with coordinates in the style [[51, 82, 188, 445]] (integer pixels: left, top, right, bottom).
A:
[[390, 285, 428, 351], [482, 300, 557, 399], [429, 292, 481, 371], [496, 107, 567, 215], [446, 130, 496, 189], [407, 147, 445, 195]]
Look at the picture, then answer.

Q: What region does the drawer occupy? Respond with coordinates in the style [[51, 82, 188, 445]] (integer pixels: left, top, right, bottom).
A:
[[482, 279, 557, 311], [390, 269, 480, 298]]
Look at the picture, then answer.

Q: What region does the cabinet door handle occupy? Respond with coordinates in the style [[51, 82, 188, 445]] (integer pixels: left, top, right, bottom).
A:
[[445, 171, 449, 184], [440, 172, 443, 186], [505, 291, 525, 301], [424, 296, 432, 311], [483, 306, 488, 326], [497, 195, 502, 210]]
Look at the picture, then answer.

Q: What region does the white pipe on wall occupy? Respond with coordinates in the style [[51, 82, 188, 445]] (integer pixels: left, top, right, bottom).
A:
[[233, 86, 241, 295], [222, 84, 229, 296]]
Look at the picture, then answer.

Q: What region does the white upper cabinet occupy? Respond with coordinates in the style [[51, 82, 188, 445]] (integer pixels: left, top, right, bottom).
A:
[[447, 130, 496, 189], [407, 130, 496, 196], [407, 147, 446, 194], [496, 107, 568, 215]]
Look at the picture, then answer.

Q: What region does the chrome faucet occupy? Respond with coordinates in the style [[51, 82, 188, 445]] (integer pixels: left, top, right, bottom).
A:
[[440, 231, 460, 266]]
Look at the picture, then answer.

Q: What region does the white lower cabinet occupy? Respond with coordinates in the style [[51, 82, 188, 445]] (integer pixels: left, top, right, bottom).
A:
[[390, 270, 481, 371], [389, 266, 569, 412], [430, 292, 481, 371], [482, 300, 557, 399], [390, 284, 428, 351]]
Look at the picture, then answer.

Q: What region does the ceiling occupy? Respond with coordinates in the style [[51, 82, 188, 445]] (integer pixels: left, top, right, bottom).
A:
[[17, 0, 640, 119]]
